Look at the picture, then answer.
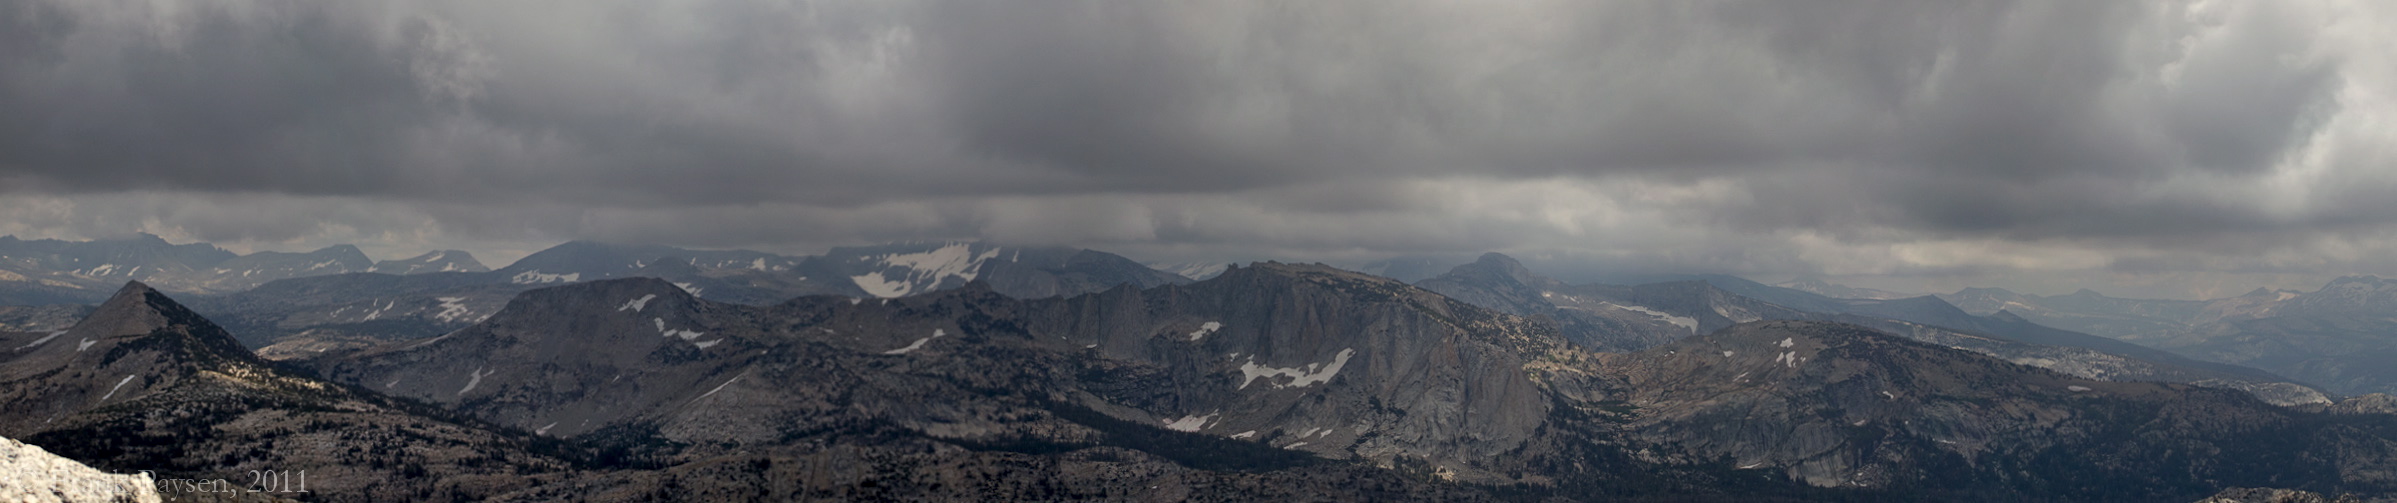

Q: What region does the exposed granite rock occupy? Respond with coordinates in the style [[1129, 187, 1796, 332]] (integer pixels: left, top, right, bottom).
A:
[[2334, 394, 2397, 415], [2194, 487, 2363, 503], [0, 434, 158, 503]]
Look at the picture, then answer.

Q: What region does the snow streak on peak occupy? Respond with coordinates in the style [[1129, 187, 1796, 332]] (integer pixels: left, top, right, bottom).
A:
[[849, 242, 1007, 298], [511, 270, 580, 284]]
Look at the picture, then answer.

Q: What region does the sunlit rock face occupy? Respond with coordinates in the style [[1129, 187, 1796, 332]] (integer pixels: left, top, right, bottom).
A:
[[0, 435, 159, 503]]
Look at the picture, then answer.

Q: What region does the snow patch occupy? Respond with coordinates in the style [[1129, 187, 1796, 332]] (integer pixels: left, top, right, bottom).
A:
[[1722, 351, 1734, 358], [1188, 321, 1222, 341], [1775, 351, 1799, 368], [851, 272, 911, 298], [458, 367, 495, 396], [672, 282, 702, 295], [1778, 337, 1795, 348], [434, 297, 475, 323], [1712, 304, 1764, 323], [412, 330, 461, 348], [1610, 303, 1698, 332], [1283, 442, 1310, 450], [76, 338, 95, 352], [1231, 430, 1257, 439], [1237, 348, 1357, 390], [618, 294, 658, 312], [360, 299, 398, 321], [694, 339, 722, 349], [2067, 385, 2092, 392], [97, 375, 136, 401], [14, 330, 67, 350], [536, 422, 559, 436], [695, 376, 741, 401], [1162, 413, 1216, 432], [648, 318, 704, 340], [882, 329, 950, 355], [511, 270, 580, 284], [850, 243, 1006, 297]]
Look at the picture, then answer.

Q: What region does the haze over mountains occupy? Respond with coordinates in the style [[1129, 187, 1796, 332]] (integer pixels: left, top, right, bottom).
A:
[[5, 234, 2397, 501], [4, 233, 2390, 404]]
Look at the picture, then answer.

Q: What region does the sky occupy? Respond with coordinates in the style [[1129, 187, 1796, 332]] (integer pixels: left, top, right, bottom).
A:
[[2, 0, 2394, 299]]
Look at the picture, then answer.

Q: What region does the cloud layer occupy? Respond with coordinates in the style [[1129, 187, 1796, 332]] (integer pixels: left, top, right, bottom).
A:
[[1, 0, 2392, 298]]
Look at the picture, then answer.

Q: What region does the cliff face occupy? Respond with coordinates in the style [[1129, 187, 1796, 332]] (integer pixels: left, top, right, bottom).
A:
[[0, 435, 159, 503], [1023, 262, 1556, 469]]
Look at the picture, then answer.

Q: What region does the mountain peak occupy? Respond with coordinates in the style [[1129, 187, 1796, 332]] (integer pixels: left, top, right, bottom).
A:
[[371, 249, 491, 274], [63, 280, 257, 366], [1952, 286, 2019, 296], [2325, 275, 2387, 288], [123, 232, 170, 245], [109, 279, 157, 297], [1433, 252, 1544, 287], [79, 281, 170, 336], [1219, 261, 1410, 290], [1474, 251, 1524, 268]]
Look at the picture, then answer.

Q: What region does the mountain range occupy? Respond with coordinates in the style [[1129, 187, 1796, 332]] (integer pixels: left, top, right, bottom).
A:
[[1937, 276, 2397, 397], [0, 236, 1198, 355], [6, 262, 2397, 500], [8, 238, 2397, 500], [191, 241, 1189, 353], [1415, 253, 2327, 406]]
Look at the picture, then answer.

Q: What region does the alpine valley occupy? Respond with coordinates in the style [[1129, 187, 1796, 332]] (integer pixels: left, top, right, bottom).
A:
[[3, 237, 2396, 502]]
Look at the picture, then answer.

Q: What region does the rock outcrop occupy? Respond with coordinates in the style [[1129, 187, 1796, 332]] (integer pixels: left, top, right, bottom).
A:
[[0, 435, 158, 503]]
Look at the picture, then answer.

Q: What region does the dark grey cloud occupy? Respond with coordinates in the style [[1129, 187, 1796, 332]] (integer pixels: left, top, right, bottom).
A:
[[0, 0, 2388, 298]]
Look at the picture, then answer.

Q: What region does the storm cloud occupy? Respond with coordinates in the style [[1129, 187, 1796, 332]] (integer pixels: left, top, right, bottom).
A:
[[1, 0, 2391, 298]]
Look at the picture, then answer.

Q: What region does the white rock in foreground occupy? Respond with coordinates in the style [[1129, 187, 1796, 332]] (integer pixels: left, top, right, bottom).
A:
[[0, 435, 160, 503]]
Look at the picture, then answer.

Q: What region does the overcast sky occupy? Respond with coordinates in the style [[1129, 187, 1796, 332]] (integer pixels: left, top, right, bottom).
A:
[[2, 0, 2393, 299]]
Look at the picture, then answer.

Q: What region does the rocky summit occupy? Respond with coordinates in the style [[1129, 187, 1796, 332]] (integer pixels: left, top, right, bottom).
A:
[[0, 434, 159, 503]]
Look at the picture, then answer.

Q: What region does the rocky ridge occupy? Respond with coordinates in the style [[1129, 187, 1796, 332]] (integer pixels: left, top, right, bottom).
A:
[[1416, 253, 2326, 405]]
